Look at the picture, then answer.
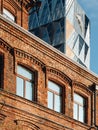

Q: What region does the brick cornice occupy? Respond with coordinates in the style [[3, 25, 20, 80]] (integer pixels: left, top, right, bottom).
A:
[[72, 81, 92, 94], [47, 66, 72, 86], [14, 48, 45, 69], [0, 38, 12, 52]]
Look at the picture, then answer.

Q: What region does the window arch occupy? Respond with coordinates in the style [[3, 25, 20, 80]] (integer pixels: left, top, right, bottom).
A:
[[3, 8, 15, 22], [16, 65, 35, 101]]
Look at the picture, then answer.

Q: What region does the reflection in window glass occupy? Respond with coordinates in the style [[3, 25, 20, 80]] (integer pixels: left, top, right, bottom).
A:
[[25, 81, 33, 100], [3, 8, 15, 22], [54, 95, 61, 112], [48, 81, 62, 112], [73, 93, 86, 123], [16, 65, 35, 101], [17, 65, 33, 80], [48, 91, 53, 109], [16, 77, 24, 97]]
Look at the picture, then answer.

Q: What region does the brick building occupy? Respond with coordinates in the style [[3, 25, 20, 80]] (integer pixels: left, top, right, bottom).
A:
[[0, 0, 98, 130]]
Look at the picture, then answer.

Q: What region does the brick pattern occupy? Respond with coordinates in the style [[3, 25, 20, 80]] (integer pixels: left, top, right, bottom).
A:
[[0, 1, 98, 130]]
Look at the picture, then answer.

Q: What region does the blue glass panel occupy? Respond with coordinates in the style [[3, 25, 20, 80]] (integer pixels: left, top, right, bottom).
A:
[[28, 0, 66, 54], [84, 43, 89, 60]]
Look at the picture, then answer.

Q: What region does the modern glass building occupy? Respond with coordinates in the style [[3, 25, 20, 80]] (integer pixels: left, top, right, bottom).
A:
[[28, 0, 90, 68], [66, 0, 90, 68]]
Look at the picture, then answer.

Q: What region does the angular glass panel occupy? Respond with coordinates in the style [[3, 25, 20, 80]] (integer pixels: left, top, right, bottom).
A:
[[54, 95, 61, 112], [17, 65, 33, 80], [25, 81, 34, 101], [73, 103, 78, 120], [48, 81, 61, 93], [16, 77, 24, 97], [84, 43, 89, 60], [48, 91, 53, 109], [29, 12, 39, 30], [79, 36, 84, 55]]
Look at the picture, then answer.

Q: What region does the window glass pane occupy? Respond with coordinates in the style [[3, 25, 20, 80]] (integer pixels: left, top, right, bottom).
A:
[[79, 106, 85, 122], [25, 81, 34, 101], [48, 91, 53, 109], [74, 93, 84, 105], [16, 77, 24, 97], [48, 81, 61, 93], [74, 103, 78, 120], [54, 95, 61, 112], [3, 8, 15, 22], [17, 65, 33, 80]]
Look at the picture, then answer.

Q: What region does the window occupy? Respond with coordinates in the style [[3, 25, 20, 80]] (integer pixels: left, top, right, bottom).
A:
[[3, 8, 15, 22], [16, 65, 35, 101], [73, 93, 86, 123], [0, 54, 4, 88], [48, 80, 62, 112]]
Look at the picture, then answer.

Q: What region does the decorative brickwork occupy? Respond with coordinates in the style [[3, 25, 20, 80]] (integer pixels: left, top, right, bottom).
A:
[[0, 1, 98, 129]]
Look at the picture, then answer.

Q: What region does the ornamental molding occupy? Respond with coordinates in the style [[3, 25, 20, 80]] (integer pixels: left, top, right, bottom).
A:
[[72, 81, 92, 94], [14, 48, 45, 69], [0, 38, 12, 52], [14, 119, 40, 130], [47, 67, 72, 85], [0, 113, 6, 124]]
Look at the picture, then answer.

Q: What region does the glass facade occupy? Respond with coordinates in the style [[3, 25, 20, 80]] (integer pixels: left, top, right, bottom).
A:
[[29, 0, 66, 52], [29, 0, 90, 68], [66, 0, 90, 68]]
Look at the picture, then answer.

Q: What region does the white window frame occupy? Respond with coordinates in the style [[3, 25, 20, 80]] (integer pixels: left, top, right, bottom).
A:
[[73, 93, 86, 123], [16, 65, 35, 101], [48, 80, 62, 112]]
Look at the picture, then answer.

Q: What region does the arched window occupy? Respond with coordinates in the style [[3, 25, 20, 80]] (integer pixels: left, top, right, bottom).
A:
[[3, 8, 15, 22], [16, 65, 35, 101], [73, 93, 86, 123], [48, 80, 62, 112]]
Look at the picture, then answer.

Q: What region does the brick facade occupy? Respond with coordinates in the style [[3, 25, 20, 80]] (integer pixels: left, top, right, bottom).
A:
[[0, 0, 98, 130]]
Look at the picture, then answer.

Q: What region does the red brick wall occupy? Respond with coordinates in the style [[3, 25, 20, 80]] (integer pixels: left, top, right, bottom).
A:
[[0, 3, 98, 129]]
